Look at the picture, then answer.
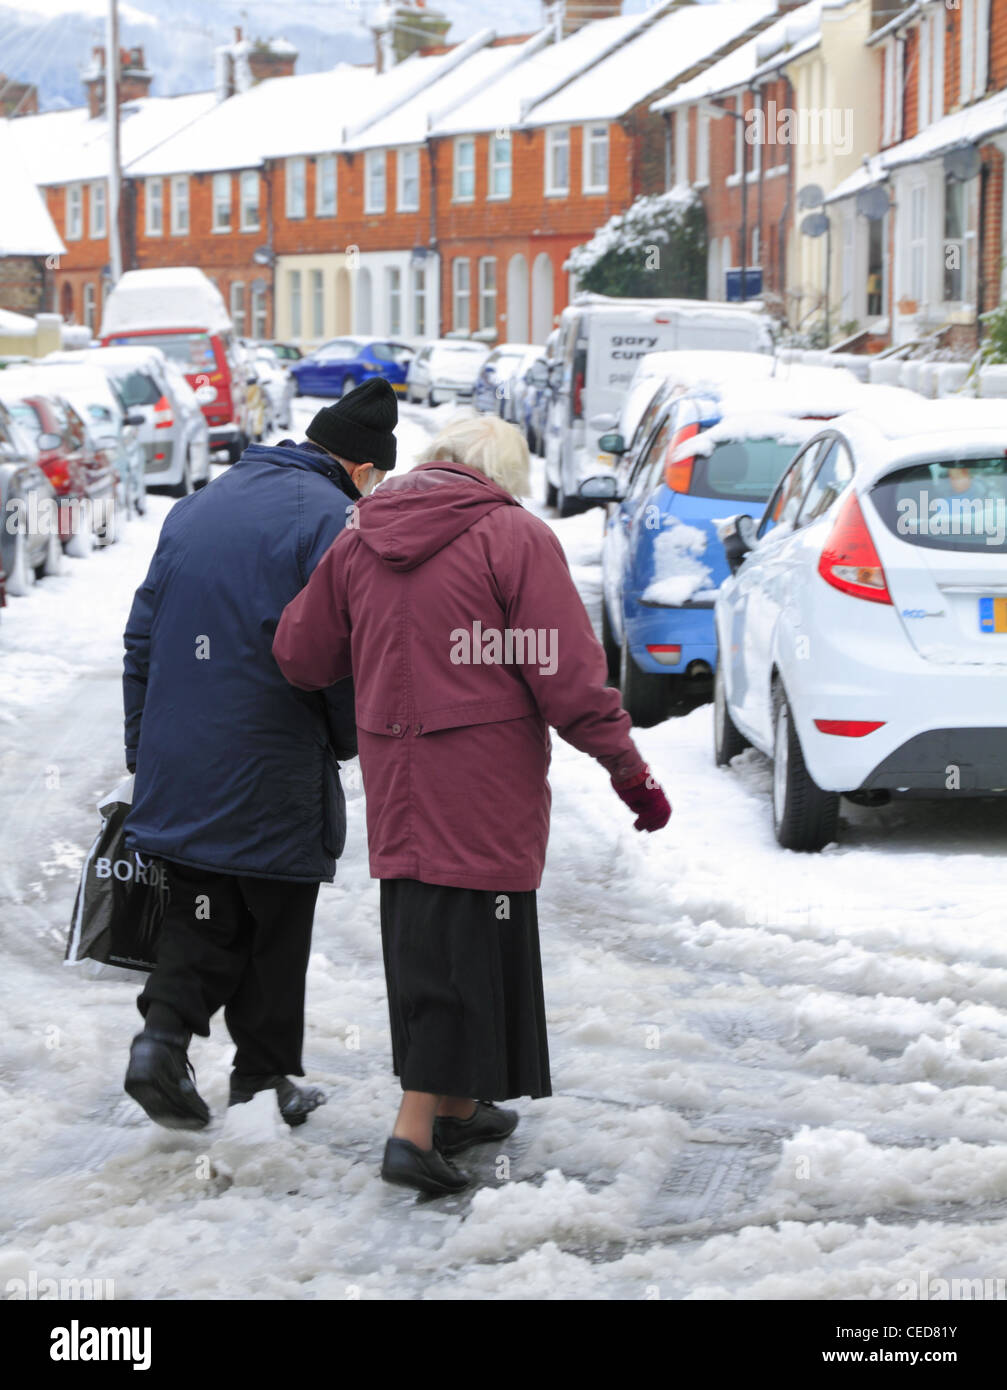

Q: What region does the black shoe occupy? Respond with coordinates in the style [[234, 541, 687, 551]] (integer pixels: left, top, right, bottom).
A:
[[124, 1030, 210, 1131], [433, 1101, 519, 1156], [229, 1072, 327, 1128], [381, 1137, 471, 1195]]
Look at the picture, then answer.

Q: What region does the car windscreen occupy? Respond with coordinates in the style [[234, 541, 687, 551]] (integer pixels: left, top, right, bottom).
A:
[[871, 457, 1007, 553], [106, 332, 216, 371], [6, 401, 42, 439], [688, 437, 800, 503], [110, 370, 162, 408]]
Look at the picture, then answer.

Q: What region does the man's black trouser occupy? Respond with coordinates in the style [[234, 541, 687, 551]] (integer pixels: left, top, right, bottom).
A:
[[138, 861, 320, 1077]]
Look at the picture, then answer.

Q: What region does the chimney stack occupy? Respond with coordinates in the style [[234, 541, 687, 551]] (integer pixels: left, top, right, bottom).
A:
[[557, 1, 623, 39], [248, 37, 299, 84], [83, 45, 152, 118], [372, 2, 451, 74]]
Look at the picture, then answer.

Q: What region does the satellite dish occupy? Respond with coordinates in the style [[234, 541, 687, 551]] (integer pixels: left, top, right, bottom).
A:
[[856, 184, 891, 221], [943, 143, 981, 182], [798, 183, 825, 210], [800, 212, 830, 238]]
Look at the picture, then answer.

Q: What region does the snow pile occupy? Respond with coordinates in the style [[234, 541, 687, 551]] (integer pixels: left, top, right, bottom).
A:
[[565, 188, 699, 280], [642, 518, 713, 607]]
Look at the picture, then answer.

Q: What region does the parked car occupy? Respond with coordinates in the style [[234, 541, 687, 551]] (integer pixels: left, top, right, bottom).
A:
[[37, 356, 147, 516], [0, 382, 118, 554], [473, 344, 538, 418], [100, 267, 251, 463], [582, 366, 909, 726], [406, 339, 491, 406], [513, 354, 551, 454], [250, 344, 295, 432], [0, 401, 62, 593], [269, 342, 303, 364], [543, 294, 773, 516], [65, 346, 210, 496], [714, 397, 1007, 850], [290, 336, 414, 398]]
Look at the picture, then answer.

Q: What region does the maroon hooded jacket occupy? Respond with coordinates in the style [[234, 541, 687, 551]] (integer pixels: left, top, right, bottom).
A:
[[273, 462, 645, 891]]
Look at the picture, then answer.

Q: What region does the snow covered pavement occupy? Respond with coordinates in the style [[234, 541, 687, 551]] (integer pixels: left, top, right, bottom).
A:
[[2, 401, 1007, 1300]]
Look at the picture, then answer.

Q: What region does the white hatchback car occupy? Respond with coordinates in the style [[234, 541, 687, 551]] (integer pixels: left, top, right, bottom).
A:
[[714, 397, 1007, 850]]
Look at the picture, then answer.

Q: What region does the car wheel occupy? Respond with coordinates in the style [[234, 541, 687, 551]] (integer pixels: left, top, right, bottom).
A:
[[557, 477, 580, 519], [5, 527, 36, 595], [713, 659, 749, 766], [37, 524, 64, 580], [170, 450, 194, 499], [96, 490, 120, 546], [226, 434, 247, 466], [339, 375, 355, 398], [771, 684, 840, 851], [600, 591, 620, 684], [545, 475, 558, 508], [65, 502, 94, 559], [619, 636, 670, 729]]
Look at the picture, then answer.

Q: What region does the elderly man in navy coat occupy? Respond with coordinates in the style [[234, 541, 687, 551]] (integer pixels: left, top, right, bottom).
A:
[[121, 380, 397, 1130]]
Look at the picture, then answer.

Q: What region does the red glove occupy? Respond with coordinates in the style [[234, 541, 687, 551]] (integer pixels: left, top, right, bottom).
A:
[[612, 767, 671, 832]]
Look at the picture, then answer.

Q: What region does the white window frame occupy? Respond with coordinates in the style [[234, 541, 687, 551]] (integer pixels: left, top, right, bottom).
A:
[[452, 258, 470, 332], [387, 265, 403, 335], [582, 123, 609, 194], [918, 14, 932, 132], [931, 10, 945, 121], [545, 126, 570, 197], [365, 150, 387, 214], [83, 282, 96, 331], [239, 170, 259, 232], [397, 148, 420, 212], [289, 268, 303, 338], [882, 39, 896, 147], [909, 183, 927, 304], [212, 173, 232, 233], [489, 132, 511, 200], [145, 177, 163, 237], [674, 108, 689, 186], [230, 281, 245, 335], [310, 268, 324, 338], [453, 137, 476, 202], [170, 175, 189, 236], [286, 156, 306, 219], [316, 154, 337, 218], [412, 264, 427, 337], [696, 110, 710, 185], [478, 256, 497, 331], [252, 282, 267, 340], [65, 183, 83, 240], [89, 181, 106, 239]]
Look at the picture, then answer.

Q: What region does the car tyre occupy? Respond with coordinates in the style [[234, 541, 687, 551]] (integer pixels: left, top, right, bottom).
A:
[[65, 502, 94, 559], [771, 684, 840, 852], [5, 527, 36, 595], [619, 636, 670, 729], [37, 523, 64, 580], [170, 450, 194, 499], [600, 592, 620, 684], [713, 659, 749, 766]]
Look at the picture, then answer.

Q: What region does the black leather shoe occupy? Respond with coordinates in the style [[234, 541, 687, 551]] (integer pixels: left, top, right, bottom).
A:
[[381, 1137, 471, 1195], [433, 1101, 519, 1156], [229, 1072, 326, 1128], [124, 1030, 210, 1130]]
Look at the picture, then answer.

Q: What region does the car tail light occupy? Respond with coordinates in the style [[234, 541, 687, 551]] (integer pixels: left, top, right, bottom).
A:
[[573, 370, 584, 419], [817, 493, 892, 604], [664, 423, 699, 493], [647, 644, 682, 666], [41, 460, 71, 492], [153, 395, 174, 430], [814, 719, 886, 737]]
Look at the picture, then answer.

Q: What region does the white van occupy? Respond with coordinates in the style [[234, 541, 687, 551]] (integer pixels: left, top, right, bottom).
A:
[[542, 294, 773, 515]]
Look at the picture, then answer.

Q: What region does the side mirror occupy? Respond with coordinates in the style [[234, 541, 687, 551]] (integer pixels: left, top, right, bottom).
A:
[[37, 432, 63, 452], [124, 411, 145, 427], [597, 431, 626, 456], [579, 474, 624, 502], [246, 374, 258, 386], [723, 514, 758, 574], [590, 412, 618, 432]]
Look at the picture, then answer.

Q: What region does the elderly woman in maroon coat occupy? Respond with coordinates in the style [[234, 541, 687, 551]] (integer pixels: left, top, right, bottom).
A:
[[274, 415, 670, 1196]]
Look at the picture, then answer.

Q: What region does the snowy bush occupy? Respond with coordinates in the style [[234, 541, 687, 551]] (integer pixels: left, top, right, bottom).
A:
[[565, 188, 706, 299]]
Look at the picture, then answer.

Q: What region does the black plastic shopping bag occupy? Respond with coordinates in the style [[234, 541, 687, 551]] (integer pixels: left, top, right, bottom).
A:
[[66, 776, 168, 974]]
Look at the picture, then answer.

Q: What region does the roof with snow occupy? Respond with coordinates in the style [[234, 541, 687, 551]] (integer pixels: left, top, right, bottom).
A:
[[526, 0, 775, 127], [0, 125, 65, 258], [653, 0, 822, 110], [1, 91, 217, 187]]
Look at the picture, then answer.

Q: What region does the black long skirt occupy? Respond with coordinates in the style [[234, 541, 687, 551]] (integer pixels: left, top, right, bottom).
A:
[[379, 878, 552, 1101]]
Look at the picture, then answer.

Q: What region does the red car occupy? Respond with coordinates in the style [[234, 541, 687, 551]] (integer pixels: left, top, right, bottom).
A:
[[0, 391, 118, 553]]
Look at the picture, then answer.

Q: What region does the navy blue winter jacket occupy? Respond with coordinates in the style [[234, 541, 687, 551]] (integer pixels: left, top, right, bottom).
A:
[[123, 441, 359, 883]]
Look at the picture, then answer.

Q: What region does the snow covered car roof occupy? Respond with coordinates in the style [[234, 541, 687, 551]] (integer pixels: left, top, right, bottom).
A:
[[833, 398, 1007, 482], [100, 269, 232, 337]]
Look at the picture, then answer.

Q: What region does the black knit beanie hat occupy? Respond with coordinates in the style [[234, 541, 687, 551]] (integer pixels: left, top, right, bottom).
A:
[[306, 377, 398, 470]]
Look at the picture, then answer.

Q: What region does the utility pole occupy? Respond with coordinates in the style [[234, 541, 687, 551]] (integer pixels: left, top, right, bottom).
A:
[[107, 0, 123, 284]]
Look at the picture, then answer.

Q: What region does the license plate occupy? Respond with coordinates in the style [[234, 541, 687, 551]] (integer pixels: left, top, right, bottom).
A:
[[979, 596, 1007, 633]]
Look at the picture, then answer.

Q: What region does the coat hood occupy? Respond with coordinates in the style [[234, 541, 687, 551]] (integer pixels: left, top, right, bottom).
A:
[[354, 462, 520, 571]]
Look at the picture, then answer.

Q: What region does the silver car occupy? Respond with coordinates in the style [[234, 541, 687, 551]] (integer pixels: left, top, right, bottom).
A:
[[38, 357, 147, 517], [0, 401, 62, 596], [67, 346, 210, 497]]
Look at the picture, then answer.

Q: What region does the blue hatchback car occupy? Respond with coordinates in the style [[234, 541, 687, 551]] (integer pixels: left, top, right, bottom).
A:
[[586, 381, 827, 726], [290, 336, 414, 398]]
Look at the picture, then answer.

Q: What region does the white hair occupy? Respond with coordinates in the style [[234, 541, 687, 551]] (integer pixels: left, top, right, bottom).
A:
[[417, 412, 530, 497]]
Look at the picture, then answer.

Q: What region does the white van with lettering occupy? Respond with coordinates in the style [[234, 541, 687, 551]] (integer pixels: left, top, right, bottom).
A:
[[542, 294, 773, 515]]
